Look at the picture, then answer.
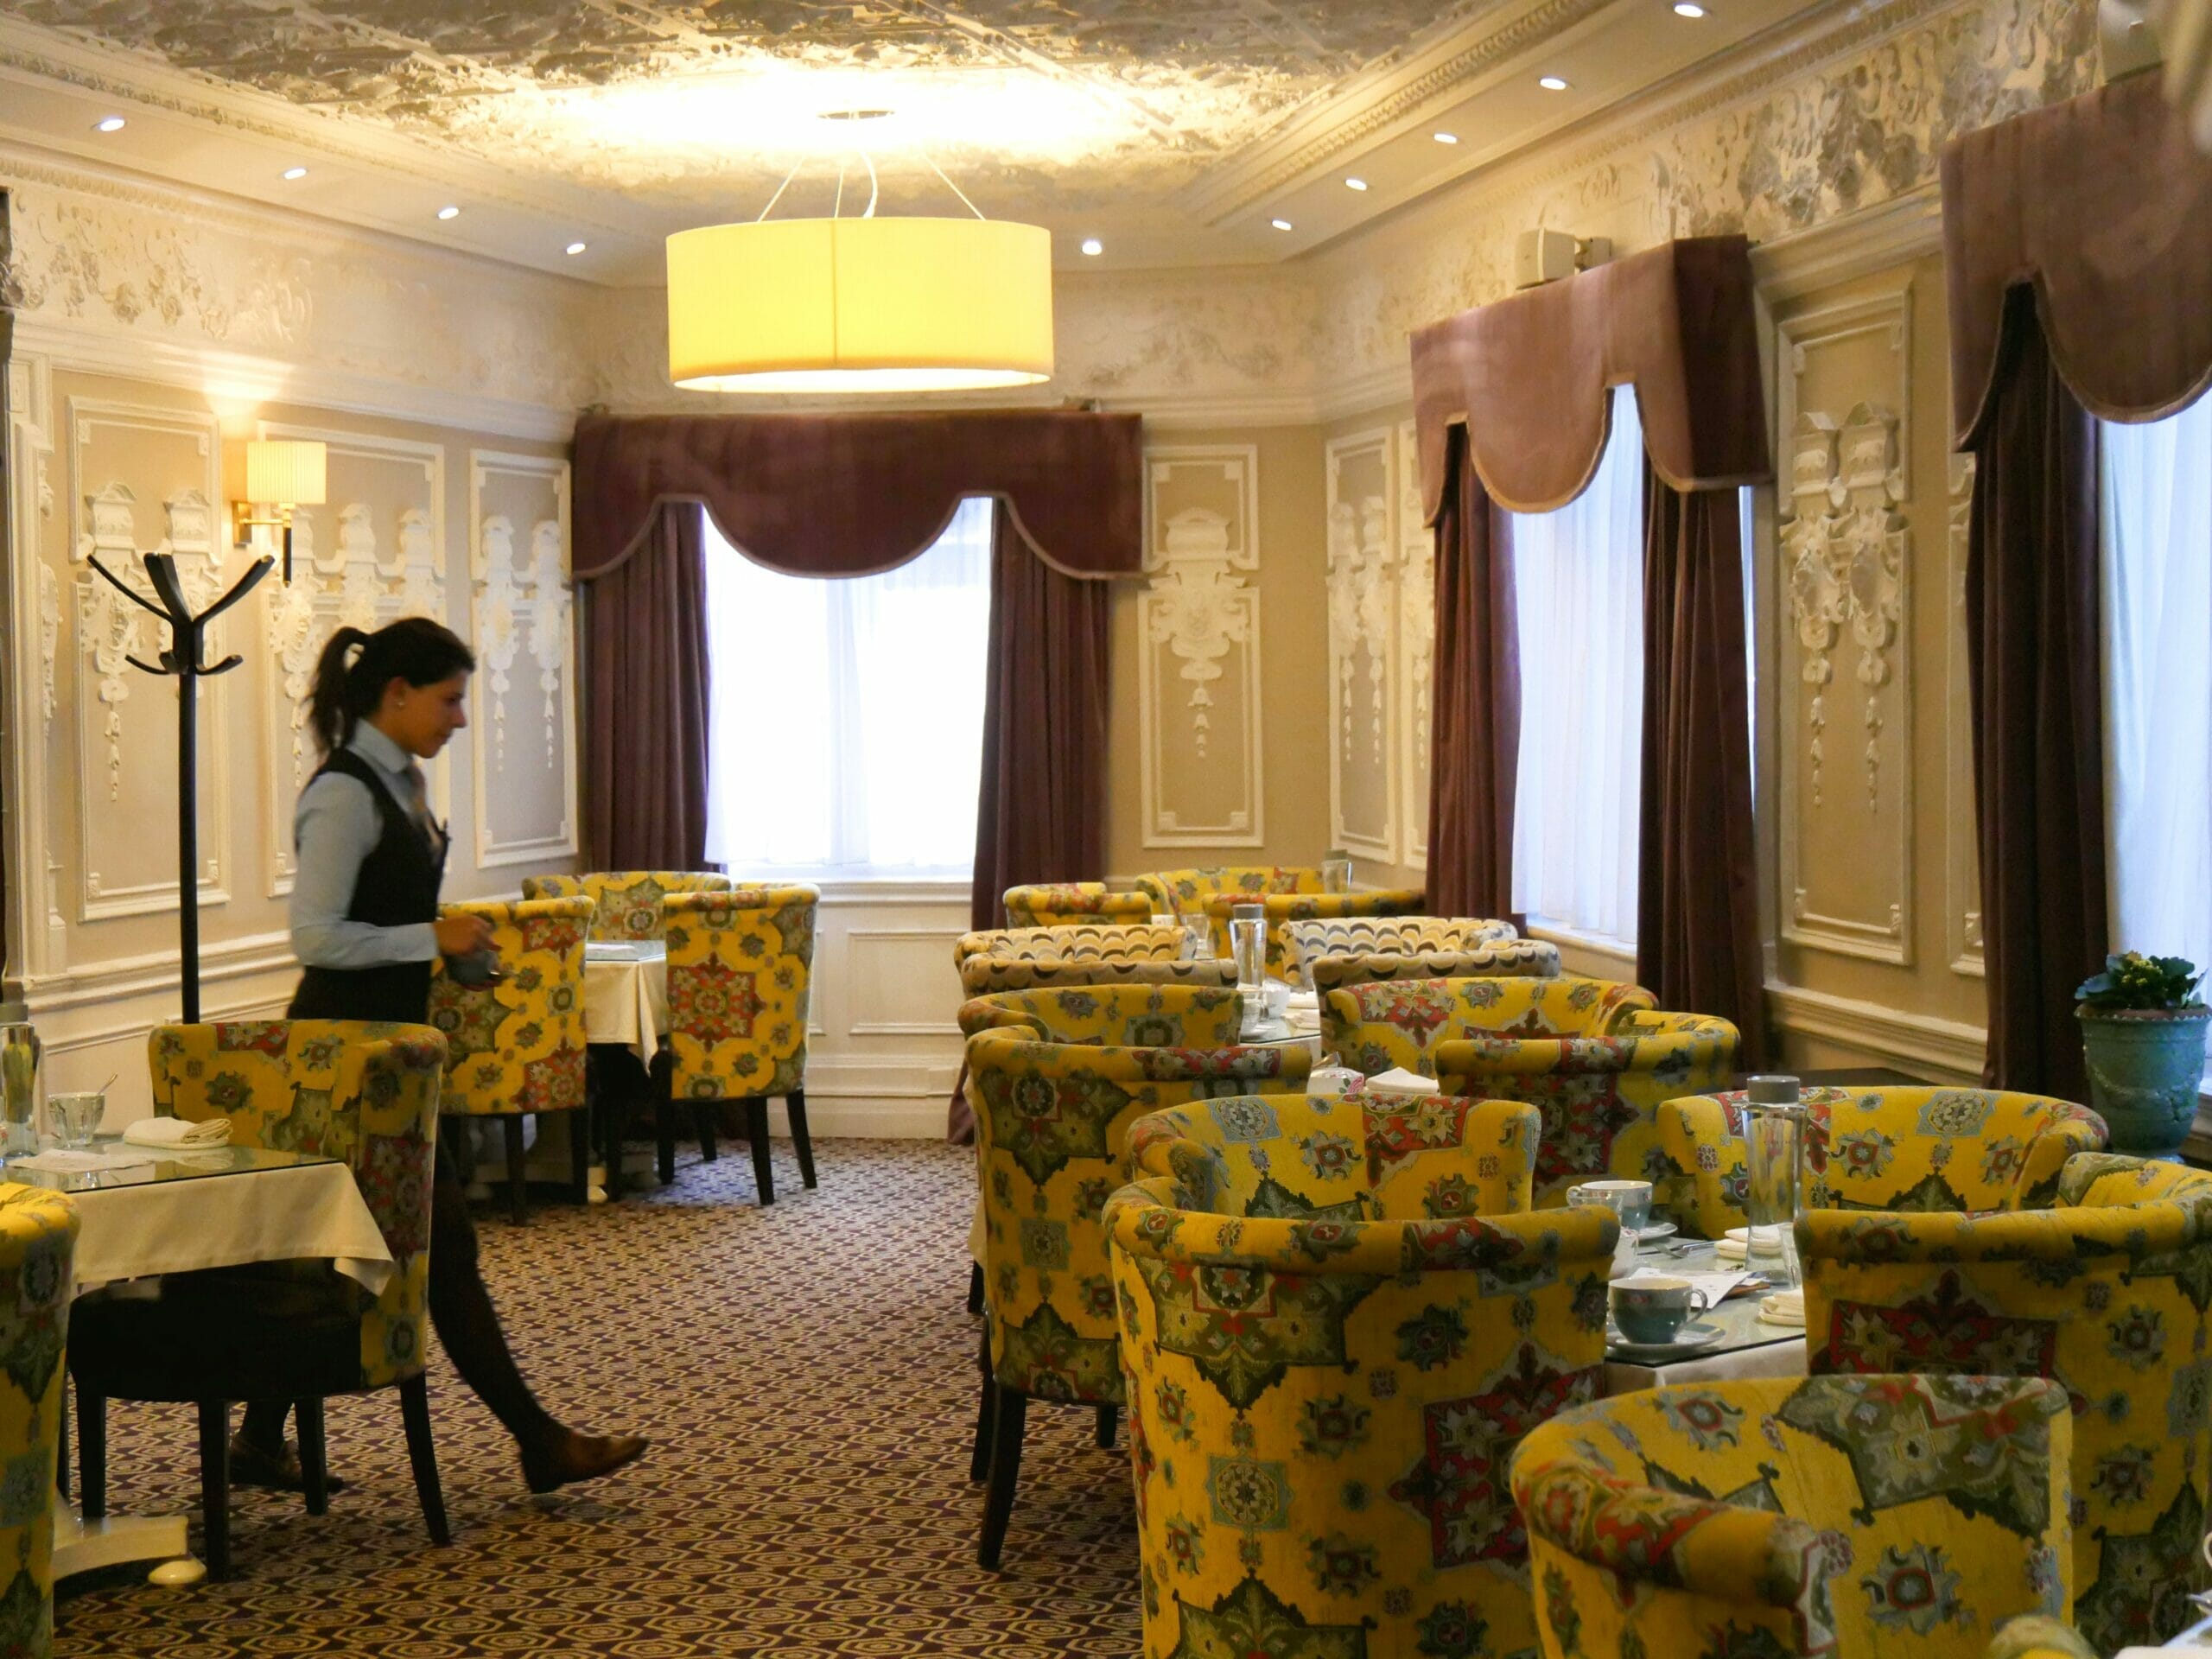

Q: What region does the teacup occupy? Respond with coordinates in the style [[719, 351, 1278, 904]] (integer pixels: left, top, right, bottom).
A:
[[1567, 1178, 1653, 1236], [1611, 1275, 1710, 1344]]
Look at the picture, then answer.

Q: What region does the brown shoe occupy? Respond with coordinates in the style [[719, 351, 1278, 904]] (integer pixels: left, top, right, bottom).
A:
[[519, 1429, 648, 1495], [226, 1431, 346, 1494]]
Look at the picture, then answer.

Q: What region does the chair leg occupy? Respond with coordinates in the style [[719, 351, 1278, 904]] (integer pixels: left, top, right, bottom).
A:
[[196, 1401, 231, 1581], [657, 1085, 677, 1187], [787, 1089, 817, 1189], [1094, 1404, 1118, 1450], [504, 1117, 529, 1224], [977, 1389, 1027, 1571], [296, 1397, 328, 1516], [397, 1375, 451, 1548], [969, 1324, 995, 1483], [966, 1262, 985, 1317], [746, 1099, 775, 1205], [571, 1105, 592, 1205], [76, 1383, 106, 1521], [691, 1099, 719, 1165]]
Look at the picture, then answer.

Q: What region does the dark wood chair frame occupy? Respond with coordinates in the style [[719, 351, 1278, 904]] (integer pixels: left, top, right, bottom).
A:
[[968, 1325, 1118, 1570]]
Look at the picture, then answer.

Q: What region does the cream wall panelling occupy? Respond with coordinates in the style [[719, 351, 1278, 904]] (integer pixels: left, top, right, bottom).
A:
[[1772, 274, 1916, 967], [67, 396, 236, 923], [255, 422, 450, 898], [1138, 444, 1265, 849], [1395, 416, 1433, 873], [467, 450, 578, 871], [3, 353, 69, 983], [842, 927, 969, 1039], [1325, 426, 1399, 864], [1943, 453, 1985, 976]]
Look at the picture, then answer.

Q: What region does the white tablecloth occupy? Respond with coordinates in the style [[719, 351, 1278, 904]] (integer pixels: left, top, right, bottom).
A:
[[583, 944, 668, 1065], [66, 1157, 393, 1295]]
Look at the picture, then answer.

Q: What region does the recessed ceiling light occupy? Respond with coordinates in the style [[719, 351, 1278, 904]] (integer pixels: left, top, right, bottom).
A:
[[1538, 75, 1571, 91], [566, 240, 588, 255], [1344, 176, 1369, 191], [436, 204, 461, 220], [1270, 218, 1294, 231], [1079, 237, 1103, 257], [1674, 3, 1707, 15], [1433, 130, 1459, 144], [282, 166, 308, 181], [93, 115, 126, 133]]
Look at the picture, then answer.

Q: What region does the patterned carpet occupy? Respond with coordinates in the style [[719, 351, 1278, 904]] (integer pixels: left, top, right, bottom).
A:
[[57, 1140, 1143, 1656]]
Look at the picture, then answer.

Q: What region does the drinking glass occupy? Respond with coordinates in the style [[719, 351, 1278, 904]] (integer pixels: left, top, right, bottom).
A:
[[0, 1025, 38, 1158], [1322, 851, 1353, 894], [1230, 903, 1268, 1034], [48, 1091, 105, 1150], [1740, 1074, 1808, 1287]]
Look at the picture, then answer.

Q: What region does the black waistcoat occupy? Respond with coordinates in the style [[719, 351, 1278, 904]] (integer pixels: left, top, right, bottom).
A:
[[286, 745, 447, 1027]]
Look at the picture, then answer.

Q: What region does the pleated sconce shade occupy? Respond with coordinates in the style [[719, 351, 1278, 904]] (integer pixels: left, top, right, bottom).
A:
[[245, 439, 327, 507]]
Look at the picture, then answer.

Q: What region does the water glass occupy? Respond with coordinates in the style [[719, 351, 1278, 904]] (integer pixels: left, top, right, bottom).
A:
[[1740, 1074, 1808, 1287], [48, 1090, 105, 1150], [0, 1026, 38, 1157], [1322, 851, 1352, 894], [1230, 903, 1267, 1033]]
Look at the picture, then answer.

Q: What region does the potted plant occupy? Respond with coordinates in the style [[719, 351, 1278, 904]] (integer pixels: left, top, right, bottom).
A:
[[2075, 952, 2211, 1159]]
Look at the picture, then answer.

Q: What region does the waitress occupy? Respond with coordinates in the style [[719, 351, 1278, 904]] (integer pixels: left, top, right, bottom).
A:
[[230, 616, 645, 1496]]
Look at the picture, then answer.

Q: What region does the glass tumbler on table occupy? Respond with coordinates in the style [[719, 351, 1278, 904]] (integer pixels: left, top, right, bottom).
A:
[[0, 1026, 37, 1158], [48, 1090, 105, 1150], [1230, 902, 1268, 1035], [1322, 850, 1353, 894], [1739, 1073, 1808, 1288]]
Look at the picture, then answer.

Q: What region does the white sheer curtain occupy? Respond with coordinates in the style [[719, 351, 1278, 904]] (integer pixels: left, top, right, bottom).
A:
[[1510, 385, 1646, 946], [2101, 401, 2212, 1055], [702, 498, 995, 874]]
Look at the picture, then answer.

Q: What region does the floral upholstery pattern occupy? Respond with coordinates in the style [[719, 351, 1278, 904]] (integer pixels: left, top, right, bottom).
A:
[[954, 924, 1238, 995], [0, 1185, 75, 1658], [1134, 866, 1325, 921], [664, 887, 817, 1102], [1325, 976, 1735, 1205], [1656, 1087, 2109, 1241], [963, 985, 1313, 1408], [519, 870, 731, 942], [1800, 1151, 2212, 1649], [1104, 1136, 1616, 1659], [1512, 1373, 2081, 1658], [1307, 940, 1561, 995], [425, 897, 590, 1120], [1196, 888, 1431, 977], [1001, 882, 1154, 930], [147, 1021, 444, 1389]]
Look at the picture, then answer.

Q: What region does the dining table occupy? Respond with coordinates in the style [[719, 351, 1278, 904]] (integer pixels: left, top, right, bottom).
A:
[[11, 1140, 391, 1586], [1600, 1235, 1806, 1392], [575, 940, 670, 1198]]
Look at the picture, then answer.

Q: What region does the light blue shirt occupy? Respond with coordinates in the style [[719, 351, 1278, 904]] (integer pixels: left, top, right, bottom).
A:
[[289, 722, 443, 971]]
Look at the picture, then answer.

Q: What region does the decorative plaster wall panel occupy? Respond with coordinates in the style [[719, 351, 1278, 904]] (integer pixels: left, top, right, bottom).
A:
[[1396, 417, 1433, 872], [1946, 451, 1984, 976], [1139, 445, 1263, 849], [1325, 428, 1397, 863]]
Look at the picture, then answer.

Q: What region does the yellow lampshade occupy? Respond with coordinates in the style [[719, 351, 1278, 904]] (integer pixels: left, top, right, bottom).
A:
[[245, 439, 327, 507], [666, 216, 1054, 393]]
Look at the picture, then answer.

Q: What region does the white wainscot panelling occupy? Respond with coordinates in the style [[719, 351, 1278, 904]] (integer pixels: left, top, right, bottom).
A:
[[1395, 416, 1433, 871], [1325, 427, 1398, 862], [1139, 445, 1264, 848]]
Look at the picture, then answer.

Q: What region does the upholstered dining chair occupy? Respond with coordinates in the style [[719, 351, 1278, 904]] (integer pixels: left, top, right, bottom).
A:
[[960, 983, 1312, 1570], [1104, 1101, 1612, 1659], [1193, 887, 1429, 976], [1798, 1149, 2212, 1650], [1323, 975, 1738, 1205], [1512, 1373, 2088, 1658], [999, 882, 1154, 930], [70, 1021, 448, 1580], [425, 895, 591, 1223], [1288, 926, 1560, 995], [519, 870, 731, 942], [660, 886, 818, 1202], [1133, 865, 1325, 922], [0, 1185, 76, 1653], [1653, 1085, 2109, 1240]]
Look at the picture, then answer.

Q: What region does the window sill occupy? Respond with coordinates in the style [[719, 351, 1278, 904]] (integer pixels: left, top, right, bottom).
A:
[[1523, 918, 1638, 978], [721, 872, 972, 906]]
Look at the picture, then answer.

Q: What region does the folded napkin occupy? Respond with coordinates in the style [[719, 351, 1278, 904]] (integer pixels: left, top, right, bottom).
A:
[[1758, 1287, 1807, 1328], [122, 1116, 231, 1150], [1359, 1067, 1440, 1098]]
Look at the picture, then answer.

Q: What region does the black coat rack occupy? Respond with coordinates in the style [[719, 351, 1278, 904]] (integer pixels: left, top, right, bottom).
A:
[[85, 550, 274, 1022]]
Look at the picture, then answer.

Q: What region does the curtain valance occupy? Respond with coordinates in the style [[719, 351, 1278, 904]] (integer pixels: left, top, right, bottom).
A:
[[1943, 71, 2212, 446], [1408, 236, 1770, 520], [572, 410, 1145, 580]]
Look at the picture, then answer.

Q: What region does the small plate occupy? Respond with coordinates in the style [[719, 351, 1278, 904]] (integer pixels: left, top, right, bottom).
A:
[[1606, 1320, 1726, 1361], [1630, 1221, 1680, 1246]]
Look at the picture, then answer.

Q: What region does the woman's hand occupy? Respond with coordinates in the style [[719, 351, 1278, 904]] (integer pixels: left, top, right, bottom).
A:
[[435, 914, 495, 957]]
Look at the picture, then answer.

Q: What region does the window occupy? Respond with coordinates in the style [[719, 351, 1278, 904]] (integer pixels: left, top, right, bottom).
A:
[[2101, 400, 2212, 1065], [1510, 385, 1646, 946], [701, 498, 995, 875]]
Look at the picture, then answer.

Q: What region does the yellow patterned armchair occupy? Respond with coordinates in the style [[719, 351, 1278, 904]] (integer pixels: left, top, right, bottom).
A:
[[1001, 882, 1154, 930], [0, 1186, 75, 1655], [662, 887, 817, 1203], [1195, 888, 1431, 977], [426, 896, 591, 1223], [955, 925, 1237, 996], [1799, 1150, 2212, 1649], [1325, 976, 1737, 1205], [1512, 1373, 2083, 1658], [519, 869, 731, 942], [71, 1021, 448, 1579], [1135, 866, 1325, 920], [1655, 1086, 2109, 1241], [1104, 1128, 1615, 1658], [1288, 918, 1560, 995], [962, 984, 1313, 1570]]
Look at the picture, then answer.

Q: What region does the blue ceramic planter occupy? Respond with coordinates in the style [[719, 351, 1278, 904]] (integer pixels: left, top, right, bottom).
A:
[[2078, 1007, 2212, 1159]]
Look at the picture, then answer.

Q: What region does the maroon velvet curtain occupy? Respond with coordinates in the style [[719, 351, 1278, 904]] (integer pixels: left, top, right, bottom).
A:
[[1963, 291, 2107, 1099], [948, 505, 1115, 1142], [1637, 470, 1766, 1065], [1425, 429, 1520, 921], [580, 503, 711, 872]]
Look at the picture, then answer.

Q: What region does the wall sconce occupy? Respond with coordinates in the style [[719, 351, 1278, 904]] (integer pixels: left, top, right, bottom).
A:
[[232, 439, 327, 582]]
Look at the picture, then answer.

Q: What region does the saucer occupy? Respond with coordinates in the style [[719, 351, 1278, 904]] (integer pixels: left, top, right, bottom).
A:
[[1605, 1320, 1726, 1361], [1630, 1221, 1680, 1246]]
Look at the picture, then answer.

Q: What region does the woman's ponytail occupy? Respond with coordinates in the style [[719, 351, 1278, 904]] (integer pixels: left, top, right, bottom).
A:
[[302, 617, 475, 758]]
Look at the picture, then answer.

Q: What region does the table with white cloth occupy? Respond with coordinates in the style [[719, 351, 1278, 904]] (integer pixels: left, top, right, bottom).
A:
[[575, 940, 669, 1198], [1600, 1238, 1807, 1394], [11, 1141, 391, 1585]]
